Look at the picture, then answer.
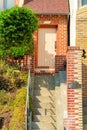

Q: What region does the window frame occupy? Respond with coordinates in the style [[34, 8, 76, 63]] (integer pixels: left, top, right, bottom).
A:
[[82, 0, 87, 6], [0, 0, 15, 10], [0, 0, 4, 10]]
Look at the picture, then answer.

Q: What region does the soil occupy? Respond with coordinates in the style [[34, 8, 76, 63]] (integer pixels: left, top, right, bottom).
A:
[[0, 111, 12, 129]]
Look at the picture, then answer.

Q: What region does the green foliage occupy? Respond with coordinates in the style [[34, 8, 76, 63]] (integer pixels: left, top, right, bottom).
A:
[[0, 60, 28, 129], [0, 90, 7, 105], [14, 78, 25, 88], [0, 44, 5, 58], [2, 126, 8, 130], [9, 88, 26, 130], [0, 90, 14, 115], [0, 90, 13, 106], [0, 60, 28, 91], [0, 75, 11, 91], [0, 6, 38, 59], [13, 88, 26, 108]]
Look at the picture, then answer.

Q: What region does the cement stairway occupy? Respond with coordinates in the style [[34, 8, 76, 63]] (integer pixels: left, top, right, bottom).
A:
[[32, 75, 57, 130], [83, 98, 87, 130]]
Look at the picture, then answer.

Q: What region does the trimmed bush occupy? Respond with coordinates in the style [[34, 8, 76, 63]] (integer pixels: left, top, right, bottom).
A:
[[0, 6, 38, 59]]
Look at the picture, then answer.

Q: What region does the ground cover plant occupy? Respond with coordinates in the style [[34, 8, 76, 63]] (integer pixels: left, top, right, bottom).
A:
[[0, 60, 27, 129]]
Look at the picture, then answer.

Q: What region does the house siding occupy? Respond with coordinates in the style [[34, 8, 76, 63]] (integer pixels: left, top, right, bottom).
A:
[[76, 6, 87, 98]]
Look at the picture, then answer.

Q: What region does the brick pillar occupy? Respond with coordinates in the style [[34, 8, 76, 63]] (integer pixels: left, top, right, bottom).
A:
[[30, 56, 35, 73], [64, 47, 83, 130]]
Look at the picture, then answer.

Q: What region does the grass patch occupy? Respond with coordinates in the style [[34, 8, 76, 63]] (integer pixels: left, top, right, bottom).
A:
[[0, 60, 28, 129], [9, 88, 26, 130]]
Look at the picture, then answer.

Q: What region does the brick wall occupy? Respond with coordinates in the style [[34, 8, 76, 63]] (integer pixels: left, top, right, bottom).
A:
[[7, 55, 31, 71], [64, 47, 83, 130], [76, 7, 87, 98], [34, 14, 68, 73]]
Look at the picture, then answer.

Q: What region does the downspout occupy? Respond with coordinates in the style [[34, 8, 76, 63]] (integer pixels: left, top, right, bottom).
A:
[[19, 0, 25, 7], [67, 0, 70, 46]]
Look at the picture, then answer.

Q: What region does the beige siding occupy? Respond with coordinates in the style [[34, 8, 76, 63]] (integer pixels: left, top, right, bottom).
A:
[[38, 28, 56, 67]]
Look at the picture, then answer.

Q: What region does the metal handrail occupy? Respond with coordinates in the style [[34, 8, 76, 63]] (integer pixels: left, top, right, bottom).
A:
[[25, 66, 32, 130]]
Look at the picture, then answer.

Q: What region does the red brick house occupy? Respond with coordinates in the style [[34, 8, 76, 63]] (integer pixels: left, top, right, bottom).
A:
[[23, 0, 69, 73], [23, 1, 84, 130]]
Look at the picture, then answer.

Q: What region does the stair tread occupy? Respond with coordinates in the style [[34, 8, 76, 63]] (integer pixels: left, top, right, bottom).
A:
[[32, 128, 57, 130], [34, 100, 55, 104], [32, 122, 57, 129], [34, 115, 56, 117], [34, 108, 56, 115], [34, 108, 55, 111], [83, 98, 87, 107], [32, 122, 56, 124], [34, 102, 55, 109], [33, 115, 56, 122], [34, 89, 55, 93], [34, 95, 55, 99], [83, 124, 87, 130]]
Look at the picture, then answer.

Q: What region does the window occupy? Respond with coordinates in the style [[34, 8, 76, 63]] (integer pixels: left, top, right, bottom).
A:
[[0, 0, 15, 10], [4, 0, 14, 9], [82, 0, 87, 6], [0, 0, 3, 10]]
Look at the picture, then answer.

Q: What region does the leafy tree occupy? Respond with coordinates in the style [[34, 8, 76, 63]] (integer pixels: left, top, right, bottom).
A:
[[0, 6, 38, 59]]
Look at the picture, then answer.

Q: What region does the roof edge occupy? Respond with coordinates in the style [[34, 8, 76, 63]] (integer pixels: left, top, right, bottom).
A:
[[35, 12, 69, 15]]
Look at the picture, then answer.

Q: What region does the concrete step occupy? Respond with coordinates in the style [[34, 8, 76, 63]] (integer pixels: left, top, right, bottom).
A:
[[32, 122, 56, 130], [34, 108, 56, 115], [34, 75, 55, 90], [83, 115, 87, 124], [83, 124, 87, 130], [34, 89, 55, 96], [83, 107, 87, 115], [59, 71, 66, 84], [34, 102, 55, 109], [33, 115, 56, 122], [34, 96, 55, 103], [32, 128, 57, 130], [34, 95, 55, 102], [83, 98, 87, 107], [34, 86, 55, 91]]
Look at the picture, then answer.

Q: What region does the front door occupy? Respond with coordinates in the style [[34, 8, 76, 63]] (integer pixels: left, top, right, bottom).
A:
[[38, 28, 56, 68]]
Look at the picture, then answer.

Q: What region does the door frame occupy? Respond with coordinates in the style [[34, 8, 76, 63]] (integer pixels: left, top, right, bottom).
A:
[[36, 25, 57, 68]]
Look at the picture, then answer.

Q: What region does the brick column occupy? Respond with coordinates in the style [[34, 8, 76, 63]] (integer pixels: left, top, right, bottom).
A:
[[20, 55, 34, 72], [30, 56, 35, 73], [64, 47, 83, 130]]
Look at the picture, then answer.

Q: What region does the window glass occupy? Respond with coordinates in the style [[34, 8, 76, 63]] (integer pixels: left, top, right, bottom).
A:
[[7, 0, 14, 8], [82, 0, 87, 5], [0, 0, 3, 10], [4, 0, 14, 9], [4, 0, 7, 9]]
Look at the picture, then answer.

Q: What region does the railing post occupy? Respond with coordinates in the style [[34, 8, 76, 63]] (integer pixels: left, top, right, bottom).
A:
[[25, 58, 33, 130]]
